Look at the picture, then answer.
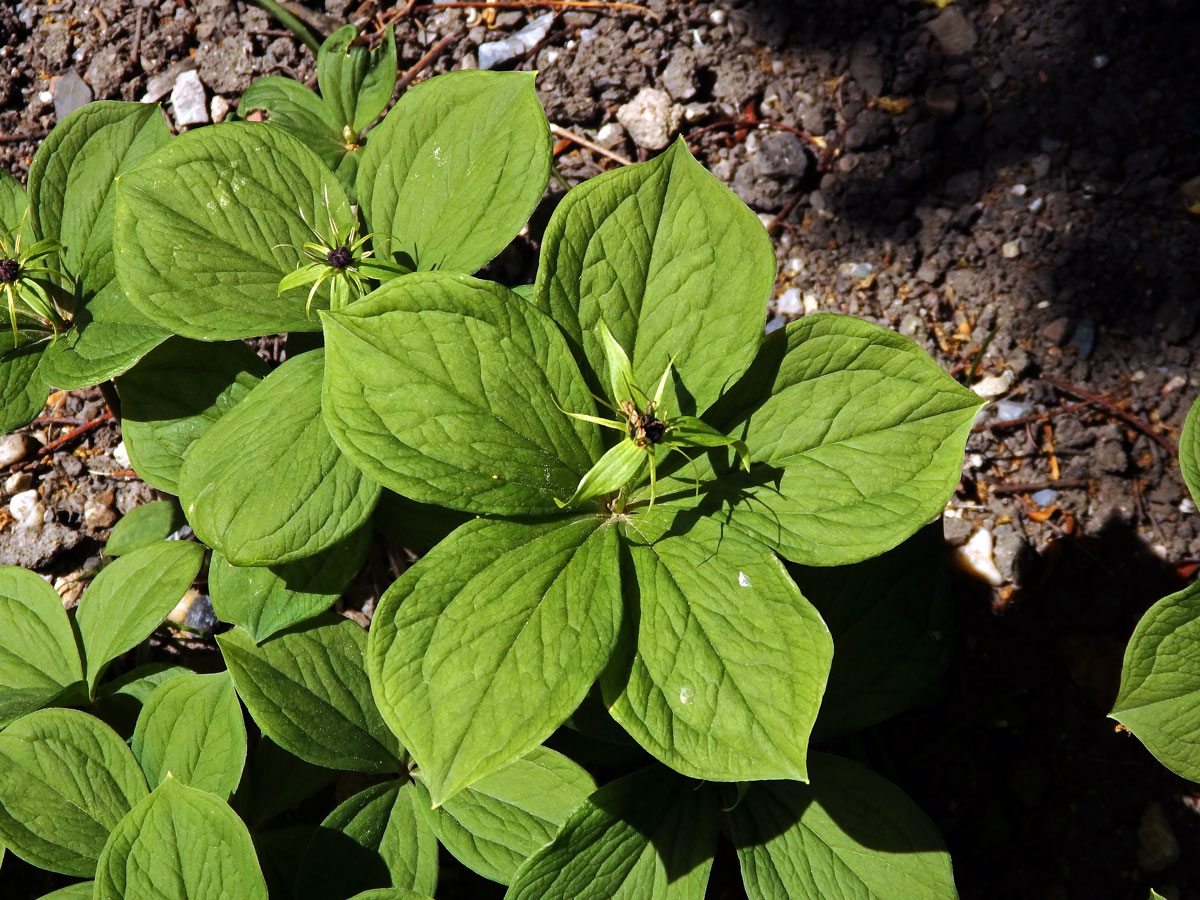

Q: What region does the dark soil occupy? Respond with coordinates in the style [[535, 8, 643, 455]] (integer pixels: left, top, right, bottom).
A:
[[2, 1, 1200, 898]]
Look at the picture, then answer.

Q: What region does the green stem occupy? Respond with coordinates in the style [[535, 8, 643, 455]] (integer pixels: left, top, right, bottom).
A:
[[249, 0, 322, 54]]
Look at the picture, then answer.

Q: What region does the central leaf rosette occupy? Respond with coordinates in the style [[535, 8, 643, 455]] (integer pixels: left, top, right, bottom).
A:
[[321, 140, 983, 805]]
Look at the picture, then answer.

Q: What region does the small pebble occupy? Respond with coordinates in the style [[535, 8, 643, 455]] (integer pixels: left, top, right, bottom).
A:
[[4, 471, 32, 493], [709, 9, 727, 25], [171, 69, 209, 127], [776, 287, 802, 316], [1010, 183, 1028, 197], [10, 489, 45, 529], [803, 292, 820, 315], [993, 399, 1031, 420], [1179, 497, 1196, 514], [972, 370, 1015, 398], [83, 497, 117, 529], [616, 87, 683, 150], [478, 12, 555, 69], [1163, 374, 1188, 395], [0, 432, 36, 468], [210, 95, 230, 123], [1031, 154, 1052, 178], [953, 528, 1005, 587], [1001, 240, 1022, 259], [1028, 197, 1045, 214], [1091, 54, 1110, 70], [53, 69, 93, 120], [594, 121, 625, 147], [113, 440, 131, 468], [1031, 489, 1058, 506]]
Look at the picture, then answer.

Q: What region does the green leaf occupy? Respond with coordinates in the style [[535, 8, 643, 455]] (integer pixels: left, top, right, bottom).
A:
[[114, 122, 357, 339], [91, 663, 189, 738], [357, 70, 550, 274], [729, 754, 957, 900], [39, 280, 169, 390], [28, 101, 170, 293], [658, 314, 983, 566], [322, 273, 601, 516], [35, 883, 95, 900], [346, 891, 434, 900], [535, 138, 775, 415], [74, 541, 205, 692], [117, 337, 269, 494], [0, 708, 148, 877], [368, 515, 621, 805], [799, 523, 952, 739], [0, 566, 84, 726], [1180, 392, 1200, 501], [104, 499, 185, 556], [372, 489, 471, 556], [1112, 579, 1200, 780], [209, 525, 371, 642], [180, 349, 381, 566], [0, 169, 27, 234], [318, 25, 398, 134], [423, 744, 596, 884], [238, 76, 345, 172], [0, 337, 51, 435], [233, 736, 337, 829], [505, 766, 718, 900], [130, 672, 247, 800], [297, 780, 438, 900], [560, 438, 646, 508], [601, 508, 832, 783], [95, 776, 267, 900], [218, 615, 401, 773]]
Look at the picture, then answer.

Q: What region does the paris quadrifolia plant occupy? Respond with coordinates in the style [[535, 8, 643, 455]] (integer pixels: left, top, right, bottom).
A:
[[0, 44, 980, 900]]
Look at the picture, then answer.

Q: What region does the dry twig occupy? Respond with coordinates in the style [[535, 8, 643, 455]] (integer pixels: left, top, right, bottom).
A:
[[549, 123, 633, 167], [1038, 376, 1177, 455]]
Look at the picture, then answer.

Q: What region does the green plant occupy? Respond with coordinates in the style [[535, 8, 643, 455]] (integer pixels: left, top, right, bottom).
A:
[[0, 65, 981, 898], [1113, 392, 1200, 778]]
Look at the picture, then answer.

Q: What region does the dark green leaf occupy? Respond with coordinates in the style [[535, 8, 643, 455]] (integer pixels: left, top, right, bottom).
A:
[[729, 754, 957, 900], [238, 77, 345, 172], [91, 663, 189, 738], [117, 337, 269, 494], [34, 883, 95, 900], [0, 708, 148, 877], [368, 515, 621, 805], [505, 766, 718, 900], [219, 616, 401, 773], [535, 139, 774, 415], [1180, 392, 1200, 502], [318, 25, 398, 133], [357, 71, 550, 274], [233, 736, 338, 829], [130, 672, 247, 799], [94, 777, 267, 900], [322, 273, 601, 516], [0, 337, 51, 435], [0, 169, 26, 234], [180, 349, 381, 566], [103, 499, 185, 556], [209, 525, 371, 642]]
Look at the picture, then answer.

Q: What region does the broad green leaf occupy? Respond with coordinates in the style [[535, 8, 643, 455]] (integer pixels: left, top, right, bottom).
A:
[[1150, 891, 1168, 900], [40, 280, 169, 390], [372, 489, 471, 555], [423, 744, 596, 884], [0, 169, 26, 233], [95, 777, 267, 900], [35, 883, 95, 900], [357, 70, 550, 274], [1112, 579, 1200, 780], [799, 523, 952, 739], [92, 663, 188, 738], [114, 122, 357, 339], [318, 25, 398, 134], [180, 349, 381, 566], [297, 780, 438, 900], [218, 616, 401, 772], [505, 766, 718, 900], [238, 76, 345, 172], [27, 101, 170, 293], [323, 273, 601, 515], [117, 337, 269, 494], [729, 754, 957, 900], [1181, 392, 1200, 501], [347, 891, 434, 900], [0, 708, 148, 877], [104, 499, 185, 556], [535, 138, 775, 415], [602, 508, 832, 783], [234, 737, 337, 829], [0, 566, 84, 725], [74, 541, 204, 692], [656, 314, 983, 566], [561, 438, 647, 508], [209, 526, 370, 642], [368, 515, 621, 805], [0, 336, 51, 434], [130, 672, 247, 799], [254, 825, 318, 899]]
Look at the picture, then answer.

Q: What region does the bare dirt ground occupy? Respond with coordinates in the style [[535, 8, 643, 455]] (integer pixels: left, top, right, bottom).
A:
[[2, 1, 1200, 897]]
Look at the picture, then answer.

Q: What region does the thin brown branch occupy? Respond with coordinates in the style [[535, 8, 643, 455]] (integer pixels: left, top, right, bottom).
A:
[[684, 118, 827, 154], [0, 131, 49, 144], [395, 30, 463, 93], [549, 123, 633, 167], [408, 1, 653, 15], [971, 399, 1096, 433], [13, 411, 114, 471], [1038, 376, 1178, 455], [990, 478, 1089, 496]]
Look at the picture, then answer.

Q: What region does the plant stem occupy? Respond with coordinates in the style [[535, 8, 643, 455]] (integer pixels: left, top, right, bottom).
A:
[[249, 0, 322, 54]]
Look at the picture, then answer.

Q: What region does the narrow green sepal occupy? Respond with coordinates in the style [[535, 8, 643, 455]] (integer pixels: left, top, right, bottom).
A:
[[556, 438, 646, 508], [664, 415, 752, 470], [595, 319, 636, 405]]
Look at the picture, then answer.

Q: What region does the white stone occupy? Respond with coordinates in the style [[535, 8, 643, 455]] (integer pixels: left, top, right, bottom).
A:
[[171, 69, 208, 127], [210, 94, 231, 123], [0, 432, 35, 468], [1001, 239, 1022, 258], [709, 9, 727, 25], [972, 370, 1014, 398], [83, 497, 117, 529], [4, 471, 32, 493], [803, 292, 820, 315], [776, 287, 802, 316], [595, 122, 625, 147], [478, 12, 555, 70], [953, 528, 1004, 587], [113, 440, 131, 468], [10, 489, 45, 528], [616, 87, 683, 151]]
